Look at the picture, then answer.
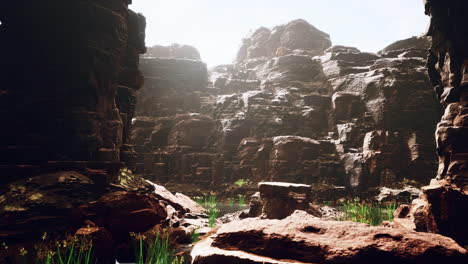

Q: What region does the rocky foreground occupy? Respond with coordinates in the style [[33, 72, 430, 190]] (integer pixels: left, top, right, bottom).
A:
[[191, 211, 467, 264]]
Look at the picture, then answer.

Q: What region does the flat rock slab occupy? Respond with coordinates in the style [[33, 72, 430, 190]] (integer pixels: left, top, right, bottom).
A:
[[191, 211, 467, 264]]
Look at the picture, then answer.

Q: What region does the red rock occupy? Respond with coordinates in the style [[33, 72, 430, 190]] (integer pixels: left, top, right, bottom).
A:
[[147, 181, 205, 214], [397, 181, 468, 245], [192, 211, 467, 264], [75, 222, 114, 262], [79, 191, 167, 240], [258, 182, 318, 219]]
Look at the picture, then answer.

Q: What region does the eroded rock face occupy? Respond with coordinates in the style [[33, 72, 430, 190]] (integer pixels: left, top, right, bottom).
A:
[[237, 137, 343, 185], [258, 182, 320, 219], [77, 191, 167, 241], [395, 180, 468, 245], [136, 57, 209, 117], [191, 211, 467, 264], [0, 172, 102, 243], [0, 1, 147, 182], [235, 19, 331, 65], [395, 0, 468, 245], [133, 20, 441, 199], [146, 44, 201, 61], [131, 114, 223, 183]]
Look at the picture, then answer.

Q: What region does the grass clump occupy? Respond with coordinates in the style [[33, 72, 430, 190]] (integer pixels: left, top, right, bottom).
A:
[[340, 201, 398, 226], [234, 179, 246, 187], [193, 194, 220, 228], [205, 196, 219, 228], [190, 228, 201, 243], [132, 232, 184, 264], [227, 198, 235, 207], [237, 195, 246, 207], [1, 233, 95, 264]]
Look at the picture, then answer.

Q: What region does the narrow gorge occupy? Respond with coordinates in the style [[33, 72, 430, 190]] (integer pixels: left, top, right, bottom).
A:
[[0, 1, 467, 263]]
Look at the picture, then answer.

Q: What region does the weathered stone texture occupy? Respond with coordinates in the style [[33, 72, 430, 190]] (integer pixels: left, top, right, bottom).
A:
[[133, 20, 441, 199], [0, 1, 146, 181], [395, 0, 468, 245], [191, 211, 467, 264]]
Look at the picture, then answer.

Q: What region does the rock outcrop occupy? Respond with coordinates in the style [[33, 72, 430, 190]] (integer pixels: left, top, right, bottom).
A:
[[146, 44, 202, 61], [257, 182, 320, 219], [235, 19, 332, 65], [0, 2, 193, 262], [0, 0, 146, 182], [133, 20, 441, 199], [394, 0, 468, 246], [191, 211, 468, 264]]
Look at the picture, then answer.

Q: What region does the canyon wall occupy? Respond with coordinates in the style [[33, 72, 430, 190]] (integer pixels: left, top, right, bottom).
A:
[[0, 0, 145, 183], [0, 1, 157, 253], [395, 0, 468, 245], [133, 19, 442, 197]]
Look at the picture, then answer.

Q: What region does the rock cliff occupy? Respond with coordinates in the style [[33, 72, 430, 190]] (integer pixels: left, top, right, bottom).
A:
[[133, 19, 442, 198], [394, 0, 468, 246]]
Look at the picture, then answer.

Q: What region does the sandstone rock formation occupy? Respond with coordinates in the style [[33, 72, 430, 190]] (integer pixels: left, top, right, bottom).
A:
[[1, 0, 146, 182], [0, 2, 191, 262], [133, 20, 441, 199], [191, 211, 468, 264], [147, 44, 202, 60], [235, 19, 332, 65], [393, 0, 468, 246], [257, 182, 320, 219]]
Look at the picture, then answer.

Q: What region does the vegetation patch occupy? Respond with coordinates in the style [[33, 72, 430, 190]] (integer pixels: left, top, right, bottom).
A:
[[340, 201, 398, 226]]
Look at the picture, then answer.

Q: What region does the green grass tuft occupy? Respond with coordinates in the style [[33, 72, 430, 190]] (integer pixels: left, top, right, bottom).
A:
[[237, 195, 246, 207], [340, 201, 398, 226], [133, 232, 184, 264], [234, 179, 246, 187]]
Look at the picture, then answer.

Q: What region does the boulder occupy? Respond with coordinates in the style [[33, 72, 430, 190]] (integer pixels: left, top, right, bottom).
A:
[[77, 191, 167, 241], [75, 222, 114, 262], [192, 211, 467, 264], [146, 181, 205, 215], [375, 186, 420, 203], [0, 171, 101, 243], [258, 182, 319, 219], [398, 180, 468, 245]]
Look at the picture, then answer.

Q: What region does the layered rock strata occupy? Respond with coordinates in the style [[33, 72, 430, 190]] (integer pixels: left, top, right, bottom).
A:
[[133, 19, 441, 198], [0, 0, 146, 183], [394, 0, 468, 246], [0, 2, 183, 261]]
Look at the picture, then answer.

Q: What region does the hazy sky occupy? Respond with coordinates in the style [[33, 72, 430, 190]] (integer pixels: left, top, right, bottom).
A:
[[130, 0, 429, 66]]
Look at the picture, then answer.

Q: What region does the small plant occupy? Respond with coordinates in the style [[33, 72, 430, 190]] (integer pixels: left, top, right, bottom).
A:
[[193, 194, 220, 228], [385, 203, 398, 222], [190, 228, 201, 243], [49, 237, 94, 264], [132, 232, 184, 264], [204, 195, 219, 228], [238, 195, 246, 207], [193, 196, 204, 206], [227, 198, 235, 207], [340, 200, 398, 226], [234, 179, 246, 187], [208, 207, 219, 228]]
